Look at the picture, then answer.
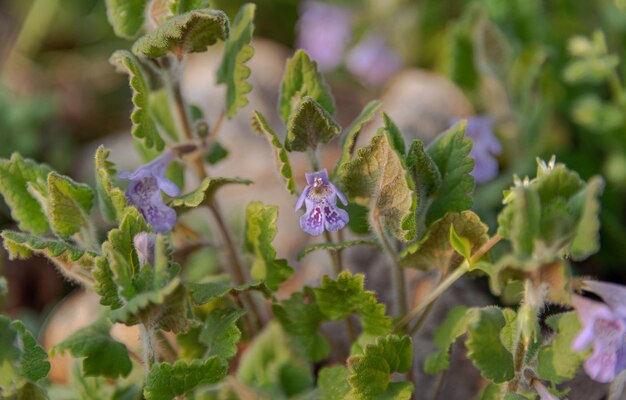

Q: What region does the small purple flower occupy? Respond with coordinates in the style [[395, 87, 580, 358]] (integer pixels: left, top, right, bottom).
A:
[[295, 169, 349, 236], [453, 116, 502, 184], [345, 33, 403, 87], [134, 233, 156, 266], [119, 151, 180, 233], [571, 280, 626, 383], [297, 1, 352, 71]]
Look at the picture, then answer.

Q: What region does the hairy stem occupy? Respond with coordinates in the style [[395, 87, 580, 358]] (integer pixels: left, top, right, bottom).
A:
[[374, 218, 407, 317], [139, 322, 158, 379], [323, 231, 343, 275]]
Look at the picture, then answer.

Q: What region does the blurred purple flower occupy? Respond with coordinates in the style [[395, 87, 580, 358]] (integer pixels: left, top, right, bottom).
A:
[[453, 116, 502, 184], [572, 280, 626, 383], [119, 151, 180, 233], [295, 169, 348, 236], [134, 232, 156, 266], [346, 33, 403, 87], [297, 1, 352, 71]]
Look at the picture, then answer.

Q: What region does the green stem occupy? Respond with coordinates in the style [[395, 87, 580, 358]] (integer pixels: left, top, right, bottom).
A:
[[307, 148, 321, 171], [374, 218, 407, 317], [407, 295, 437, 337], [323, 231, 343, 275], [139, 322, 157, 379]]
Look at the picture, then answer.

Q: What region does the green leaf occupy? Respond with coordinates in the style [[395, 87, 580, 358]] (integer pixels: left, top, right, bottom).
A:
[[272, 288, 330, 362], [341, 133, 416, 241], [285, 97, 341, 152], [382, 113, 406, 156], [251, 111, 297, 195], [170, 177, 252, 208], [245, 201, 293, 291], [424, 305, 471, 374], [567, 176, 604, 260], [95, 146, 127, 223], [425, 121, 474, 225], [297, 239, 377, 261], [170, 0, 211, 14], [46, 172, 94, 240], [314, 271, 392, 336], [406, 139, 441, 207], [318, 365, 351, 400], [187, 279, 271, 305], [199, 307, 246, 359], [497, 185, 540, 257], [51, 319, 132, 379], [537, 311, 586, 384], [347, 335, 413, 399], [110, 50, 164, 151], [206, 141, 229, 165], [149, 89, 179, 141], [105, 0, 147, 39], [450, 225, 472, 261], [132, 9, 229, 58], [217, 3, 255, 118], [465, 307, 514, 383], [0, 153, 52, 234], [278, 49, 335, 123], [334, 100, 382, 178], [400, 211, 488, 271], [144, 357, 228, 400]]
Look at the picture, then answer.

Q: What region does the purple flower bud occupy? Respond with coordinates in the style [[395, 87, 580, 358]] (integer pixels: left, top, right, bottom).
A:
[[134, 232, 156, 266], [453, 116, 502, 184], [297, 1, 352, 71], [571, 280, 626, 383], [346, 33, 403, 87], [119, 151, 180, 233], [295, 169, 349, 236]]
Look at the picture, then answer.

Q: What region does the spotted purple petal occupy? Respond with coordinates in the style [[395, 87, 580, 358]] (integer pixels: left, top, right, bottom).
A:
[[296, 169, 349, 236]]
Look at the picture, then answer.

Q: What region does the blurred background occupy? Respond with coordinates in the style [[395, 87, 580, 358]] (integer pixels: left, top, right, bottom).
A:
[[1, 0, 625, 357]]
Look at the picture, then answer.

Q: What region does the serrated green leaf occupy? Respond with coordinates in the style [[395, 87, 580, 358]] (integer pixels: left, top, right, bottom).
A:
[[347, 335, 413, 400], [319, 365, 351, 400], [0, 153, 52, 234], [144, 357, 228, 400], [314, 271, 392, 336], [272, 288, 330, 362], [170, 177, 252, 208], [333, 100, 382, 178], [199, 307, 246, 359], [497, 185, 540, 257], [401, 211, 488, 272], [6, 381, 48, 400], [424, 305, 471, 374], [105, 0, 147, 39], [133, 9, 229, 58], [251, 111, 297, 195], [149, 89, 179, 141], [170, 0, 211, 15], [245, 201, 293, 291], [46, 172, 94, 240], [537, 311, 586, 384], [406, 139, 441, 203], [217, 3, 255, 118], [297, 239, 377, 261], [187, 279, 271, 305], [382, 113, 406, 156], [52, 319, 132, 378], [478, 382, 504, 400], [465, 307, 514, 383], [425, 121, 474, 225], [285, 97, 341, 152], [95, 146, 127, 223], [110, 50, 163, 151], [278, 50, 335, 123], [342, 133, 416, 241], [12, 321, 49, 383], [567, 176, 604, 260]]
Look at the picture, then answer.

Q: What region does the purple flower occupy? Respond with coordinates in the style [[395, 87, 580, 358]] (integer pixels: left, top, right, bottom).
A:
[[119, 151, 180, 233], [134, 232, 156, 266], [345, 33, 403, 87], [295, 169, 349, 236], [571, 280, 626, 383], [297, 1, 352, 71], [454, 116, 502, 184]]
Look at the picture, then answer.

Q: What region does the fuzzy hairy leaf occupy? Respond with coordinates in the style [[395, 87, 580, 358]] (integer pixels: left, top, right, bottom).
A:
[[95, 146, 127, 223], [342, 133, 416, 241], [110, 50, 163, 151], [144, 357, 228, 400], [314, 271, 392, 336], [382, 113, 406, 156], [170, 177, 252, 208], [170, 0, 211, 15], [297, 239, 377, 261], [406, 139, 441, 206], [199, 307, 246, 359], [537, 311, 586, 384], [245, 201, 293, 291], [46, 172, 94, 239], [52, 319, 132, 378], [105, 0, 147, 39], [567, 176, 604, 260], [133, 9, 229, 58], [251, 111, 297, 195], [424, 306, 471, 374], [278, 50, 335, 123], [465, 307, 514, 383], [149, 89, 179, 141], [319, 365, 351, 400], [273, 288, 330, 362], [400, 211, 488, 271], [497, 185, 540, 257], [0, 153, 51, 234], [187, 279, 271, 305], [217, 3, 255, 118], [347, 335, 413, 400], [425, 121, 474, 225], [285, 97, 341, 151]]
